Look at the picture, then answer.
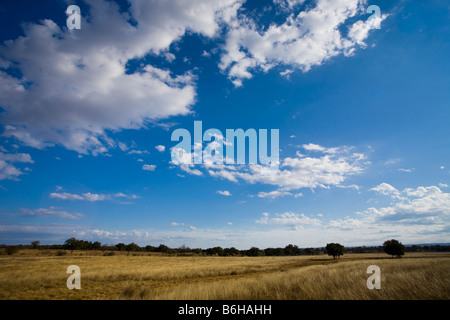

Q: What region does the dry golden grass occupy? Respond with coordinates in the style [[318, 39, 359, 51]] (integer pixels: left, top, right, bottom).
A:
[[0, 251, 448, 300]]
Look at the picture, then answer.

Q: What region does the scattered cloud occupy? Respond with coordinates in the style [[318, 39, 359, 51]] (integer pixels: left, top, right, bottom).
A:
[[50, 191, 138, 202], [128, 150, 149, 155], [257, 190, 302, 198], [202, 144, 367, 191], [0, 152, 34, 180], [155, 145, 166, 152], [328, 184, 450, 243], [256, 212, 322, 230], [142, 164, 156, 171], [217, 190, 232, 196], [171, 222, 185, 226], [19, 207, 84, 220]]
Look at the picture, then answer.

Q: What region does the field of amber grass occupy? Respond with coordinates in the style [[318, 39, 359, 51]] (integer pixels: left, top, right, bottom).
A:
[[0, 250, 448, 300]]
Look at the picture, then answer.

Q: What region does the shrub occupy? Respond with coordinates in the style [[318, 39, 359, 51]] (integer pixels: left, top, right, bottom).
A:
[[5, 246, 20, 255]]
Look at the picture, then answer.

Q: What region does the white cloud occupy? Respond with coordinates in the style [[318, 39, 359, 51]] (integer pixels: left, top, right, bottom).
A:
[[164, 52, 176, 63], [171, 222, 185, 226], [217, 190, 232, 196], [171, 144, 366, 193], [0, 0, 242, 154], [302, 143, 339, 154], [19, 207, 84, 220], [50, 192, 85, 201], [4, 182, 449, 246], [179, 164, 204, 176], [220, 0, 388, 86], [256, 212, 322, 230], [49, 191, 137, 202], [0, 152, 34, 180], [142, 164, 156, 171], [155, 145, 166, 152], [257, 190, 293, 198], [370, 183, 400, 198], [128, 150, 150, 155], [204, 144, 366, 191], [328, 184, 450, 244], [279, 69, 293, 79]]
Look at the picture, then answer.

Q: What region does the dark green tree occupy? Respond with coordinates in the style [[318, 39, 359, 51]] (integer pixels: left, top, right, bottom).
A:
[[126, 242, 140, 254], [156, 244, 169, 254], [284, 244, 301, 255], [31, 241, 40, 249], [206, 246, 225, 256], [5, 246, 20, 255], [91, 241, 101, 251], [246, 247, 263, 256], [63, 237, 78, 253], [224, 247, 240, 256], [325, 243, 344, 259], [115, 243, 127, 251], [383, 239, 405, 258]]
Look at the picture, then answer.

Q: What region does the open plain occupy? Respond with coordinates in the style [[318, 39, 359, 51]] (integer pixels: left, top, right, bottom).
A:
[[0, 250, 448, 300]]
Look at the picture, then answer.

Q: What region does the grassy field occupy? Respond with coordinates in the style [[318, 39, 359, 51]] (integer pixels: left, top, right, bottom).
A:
[[0, 250, 449, 300]]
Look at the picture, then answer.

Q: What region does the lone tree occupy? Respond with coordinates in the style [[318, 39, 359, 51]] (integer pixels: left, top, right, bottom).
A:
[[326, 243, 345, 259], [383, 239, 405, 258], [31, 241, 40, 249]]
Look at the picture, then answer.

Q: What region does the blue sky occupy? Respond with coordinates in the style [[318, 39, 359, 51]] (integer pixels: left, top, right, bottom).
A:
[[0, 0, 449, 248]]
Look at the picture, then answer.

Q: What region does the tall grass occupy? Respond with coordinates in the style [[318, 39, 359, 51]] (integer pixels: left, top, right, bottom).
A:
[[0, 253, 448, 300]]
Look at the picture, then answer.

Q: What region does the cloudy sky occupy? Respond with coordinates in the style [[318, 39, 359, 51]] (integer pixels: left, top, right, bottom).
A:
[[0, 0, 449, 248]]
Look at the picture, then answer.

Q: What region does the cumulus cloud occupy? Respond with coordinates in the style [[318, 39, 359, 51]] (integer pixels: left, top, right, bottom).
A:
[[0, 0, 387, 156], [328, 184, 450, 242], [370, 182, 400, 198], [170, 143, 366, 196], [0, 0, 242, 154], [203, 144, 366, 191], [219, 0, 388, 86]]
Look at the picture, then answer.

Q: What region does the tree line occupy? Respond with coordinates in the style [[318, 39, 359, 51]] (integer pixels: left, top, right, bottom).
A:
[[2, 238, 449, 257]]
